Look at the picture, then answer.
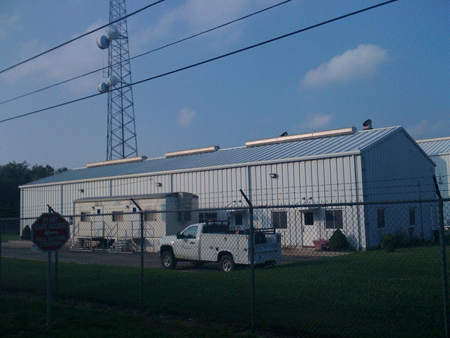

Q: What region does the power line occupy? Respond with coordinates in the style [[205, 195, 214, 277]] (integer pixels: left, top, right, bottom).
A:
[[114, 1, 402, 92], [0, 0, 399, 125], [0, 92, 102, 124], [0, 0, 294, 106], [0, 68, 102, 106], [0, 0, 166, 75], [130, 0, 294, 66]]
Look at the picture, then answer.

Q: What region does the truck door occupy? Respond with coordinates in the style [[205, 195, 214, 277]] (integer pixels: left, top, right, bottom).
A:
[[173, 225, 200, 260]]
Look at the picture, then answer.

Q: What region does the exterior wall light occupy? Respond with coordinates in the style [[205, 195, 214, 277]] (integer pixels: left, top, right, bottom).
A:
[[269, 173, 278, 179], [156, 182, 162, 187]]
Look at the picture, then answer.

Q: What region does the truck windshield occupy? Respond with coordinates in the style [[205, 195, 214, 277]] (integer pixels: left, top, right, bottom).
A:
[[181, 225, 198, 239]]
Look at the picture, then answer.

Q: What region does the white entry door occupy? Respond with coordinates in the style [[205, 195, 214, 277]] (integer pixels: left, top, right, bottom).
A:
[[302, 209, 321, 247]]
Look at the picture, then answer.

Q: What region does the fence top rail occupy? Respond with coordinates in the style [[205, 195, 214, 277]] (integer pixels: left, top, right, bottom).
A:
[[5, 197, 447, 222]]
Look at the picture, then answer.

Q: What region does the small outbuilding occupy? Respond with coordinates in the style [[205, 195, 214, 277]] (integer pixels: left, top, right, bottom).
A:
[[71, 193, 198, 252]]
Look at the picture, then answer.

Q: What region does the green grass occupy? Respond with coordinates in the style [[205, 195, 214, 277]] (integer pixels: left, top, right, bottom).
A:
[[0, 294, 258, 338], [1, 244, 448, 338], [1, 233, 20, 242]]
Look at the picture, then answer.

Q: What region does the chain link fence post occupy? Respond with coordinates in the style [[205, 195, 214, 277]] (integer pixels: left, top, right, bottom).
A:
[[240, 189, 256, 331], [131, 198, 145, 312], [0, 221, 2, 289], [140, 209, 144, 312], [438, 198, 450, 338]]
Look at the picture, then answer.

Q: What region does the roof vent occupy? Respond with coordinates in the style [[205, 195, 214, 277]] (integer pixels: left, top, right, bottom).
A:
[[86, 156, 147, 168], [165, 146, 220, 158], [245, 127, 356, 148], [362, 119, 373, 130]]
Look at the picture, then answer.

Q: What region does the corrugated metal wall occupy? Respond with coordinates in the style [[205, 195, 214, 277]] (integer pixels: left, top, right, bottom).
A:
[[429, 153, 450, 199], [360, 129, 437, 247], [361, 129, 436, 202], [249, 155, 362, 206], [21, 154, 363, 219]]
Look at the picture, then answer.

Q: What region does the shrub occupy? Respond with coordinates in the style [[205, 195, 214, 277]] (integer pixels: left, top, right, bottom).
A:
[[394, 230, 407, 246], [21, 225, 31, 240], [328, 229, 349, 251], [382, 233, 395, 252]]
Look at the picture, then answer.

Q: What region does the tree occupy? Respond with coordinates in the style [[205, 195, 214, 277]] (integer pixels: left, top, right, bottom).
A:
[[0, 162, 67, 218]]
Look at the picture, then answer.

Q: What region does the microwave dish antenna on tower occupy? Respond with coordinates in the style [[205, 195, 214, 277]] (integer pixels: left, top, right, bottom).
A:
[[96, 0, 138, 161], [96, 26, 120, 49]]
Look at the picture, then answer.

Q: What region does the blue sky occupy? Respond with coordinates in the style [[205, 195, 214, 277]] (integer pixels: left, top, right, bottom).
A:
[[0, 0, 448, 169]]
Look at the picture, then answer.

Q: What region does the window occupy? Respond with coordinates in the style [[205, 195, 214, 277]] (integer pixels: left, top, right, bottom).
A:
[[112, 211, 123, 222], [144, 210, 156, 222], [235, 213, 243, 226], [409, 208, 416, 226], [181, 225, 198, 239], [178, 210, 191, 222], [272, 211, 287, 229], [199, 212, 217, 222], [304, 212, 314, 226], [377, 209, 385, 229], [80, 212, 89, 222], [325, 209, 343, 229], [183, 210, 191, 221]]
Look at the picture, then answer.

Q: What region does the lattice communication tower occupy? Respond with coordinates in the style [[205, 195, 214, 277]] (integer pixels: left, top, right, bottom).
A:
[[97, 0, 138, 160]]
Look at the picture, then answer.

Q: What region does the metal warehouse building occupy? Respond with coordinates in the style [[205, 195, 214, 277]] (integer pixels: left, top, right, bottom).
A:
[[417, 136, 450, 230], [417, 136, 450, 199], [20, 126, 438, 250]]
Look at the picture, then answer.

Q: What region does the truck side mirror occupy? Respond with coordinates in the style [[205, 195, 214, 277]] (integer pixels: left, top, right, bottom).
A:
[[176, 231, 182, 239]]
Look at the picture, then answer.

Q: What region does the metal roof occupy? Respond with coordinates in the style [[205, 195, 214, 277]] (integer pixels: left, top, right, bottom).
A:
[[22, 126, 411, 187], [416, 136, 450, 156]]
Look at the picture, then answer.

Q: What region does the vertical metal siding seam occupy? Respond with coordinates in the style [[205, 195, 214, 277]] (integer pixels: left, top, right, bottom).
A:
[[245, 165, 251, 204], [60, 185, 63, 213]]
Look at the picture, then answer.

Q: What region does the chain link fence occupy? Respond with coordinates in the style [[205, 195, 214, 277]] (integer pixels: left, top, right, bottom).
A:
[[1, 198, 450, 337]]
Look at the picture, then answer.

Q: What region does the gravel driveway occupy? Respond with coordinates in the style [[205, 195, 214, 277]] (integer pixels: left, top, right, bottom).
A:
[[1, 240, 163, 268], [1, 240, 331, 271]]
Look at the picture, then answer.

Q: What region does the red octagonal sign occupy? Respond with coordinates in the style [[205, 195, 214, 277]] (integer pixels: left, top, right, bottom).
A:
[[31, 213, 70, 252]]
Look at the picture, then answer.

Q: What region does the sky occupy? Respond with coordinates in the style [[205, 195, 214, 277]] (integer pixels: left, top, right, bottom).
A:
[[0, 0, 448, 170]]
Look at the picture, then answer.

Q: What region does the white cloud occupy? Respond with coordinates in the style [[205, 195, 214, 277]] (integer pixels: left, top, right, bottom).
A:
[[0, 20, 106, 94], [301, 113, 333, 131], [133, 0, 251, 50], [179, 0, 249, 30], [176, 108, 197, 127], [406, 119, 450, 139], [0, 13, 21, 40], [407, 120, 429, 137], [301, 44, 388, 88]]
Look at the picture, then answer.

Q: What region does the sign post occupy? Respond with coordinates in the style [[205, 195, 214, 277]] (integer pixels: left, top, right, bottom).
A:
[[31, 212, 69, 325]]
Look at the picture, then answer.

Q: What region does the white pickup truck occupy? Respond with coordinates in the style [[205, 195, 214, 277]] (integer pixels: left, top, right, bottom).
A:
[[159, 222, 282, 272]]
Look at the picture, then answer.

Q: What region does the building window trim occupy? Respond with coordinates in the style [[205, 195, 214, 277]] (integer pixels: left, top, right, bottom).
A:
[[144, 210, 157, 222], [304, 212, 314, 226], [112, 211, 124, 222], [272, 211, 288, 229], [325, 209, 343, 230], [80, 212, 89, 222]]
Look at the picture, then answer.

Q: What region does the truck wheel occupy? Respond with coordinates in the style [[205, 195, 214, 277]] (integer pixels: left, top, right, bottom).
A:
[[161, 251, 177, 269], [219, 254, 235, 272]]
